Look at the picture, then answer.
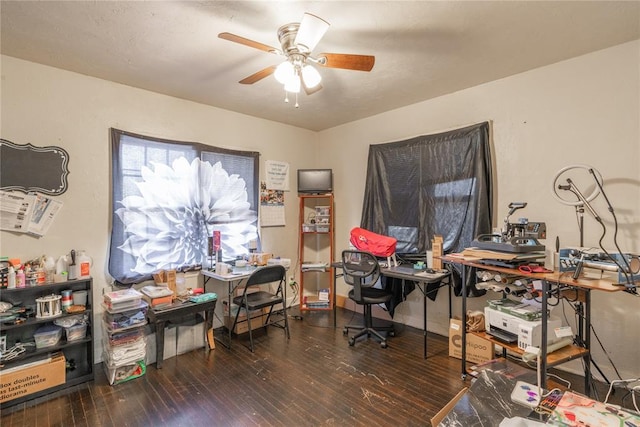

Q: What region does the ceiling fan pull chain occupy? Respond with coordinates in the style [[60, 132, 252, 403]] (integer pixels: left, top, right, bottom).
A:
[[284, 90, 289, 103], [295, 93, 299, 108]]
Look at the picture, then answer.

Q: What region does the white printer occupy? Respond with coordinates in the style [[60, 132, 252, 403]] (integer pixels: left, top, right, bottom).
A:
[[484, 306, 562, 350]]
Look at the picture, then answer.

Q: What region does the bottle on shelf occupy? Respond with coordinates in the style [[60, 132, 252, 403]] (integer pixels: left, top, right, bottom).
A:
[[7, 266, 16, 289], [16, 268, 25, 288], [77, 250, 92, 279], [43, 255, 56, 283]]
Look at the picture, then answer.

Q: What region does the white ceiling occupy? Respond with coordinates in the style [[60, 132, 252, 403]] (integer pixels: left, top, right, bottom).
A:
[[2, 1, 639, 131]]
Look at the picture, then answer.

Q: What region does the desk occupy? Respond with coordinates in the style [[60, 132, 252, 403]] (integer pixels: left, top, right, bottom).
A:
[[435, 358, 640, 426], [333, 262, 450, 358], [441, 255, 623, 395], [437, 368, 541, 426], [201, 268, 255, 349], [147, 298, 216, 369]]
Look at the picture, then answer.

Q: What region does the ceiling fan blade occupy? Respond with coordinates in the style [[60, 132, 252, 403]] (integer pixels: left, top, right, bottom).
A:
[[294, 13, 329, 53], [218, 32, 280, 54], [239, 65, 277, 84], [303, 79, 323, 96], [317, 53, 375, 71]]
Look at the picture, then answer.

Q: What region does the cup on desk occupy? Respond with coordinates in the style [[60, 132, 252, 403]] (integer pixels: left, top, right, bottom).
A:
[[215, 263, 229, 275]]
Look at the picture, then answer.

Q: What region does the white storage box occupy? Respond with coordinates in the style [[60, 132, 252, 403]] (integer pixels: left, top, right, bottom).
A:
[[315, 206, 330, 217], [316, 224, 330, 232], [302, 223, 316, 232], [103, 288, 143, 312]]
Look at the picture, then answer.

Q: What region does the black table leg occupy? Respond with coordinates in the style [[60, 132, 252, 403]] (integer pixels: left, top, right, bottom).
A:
[[423, 284, 428, 359]]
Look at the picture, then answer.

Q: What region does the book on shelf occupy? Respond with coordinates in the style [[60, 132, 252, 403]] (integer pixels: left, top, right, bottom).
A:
[[301, 262, 328, 272], [305, 296, 329, 308]]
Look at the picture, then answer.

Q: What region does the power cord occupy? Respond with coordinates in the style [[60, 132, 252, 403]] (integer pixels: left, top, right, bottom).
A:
[[286, 276, 303, 320], [604, 378, 640, 406]]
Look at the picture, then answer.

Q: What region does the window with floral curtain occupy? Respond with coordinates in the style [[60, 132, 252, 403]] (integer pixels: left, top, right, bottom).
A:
[[109, 129, 259, 286]]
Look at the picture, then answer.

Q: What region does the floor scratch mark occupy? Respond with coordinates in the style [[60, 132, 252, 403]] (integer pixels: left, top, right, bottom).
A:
[[367, 373, 384, 385]]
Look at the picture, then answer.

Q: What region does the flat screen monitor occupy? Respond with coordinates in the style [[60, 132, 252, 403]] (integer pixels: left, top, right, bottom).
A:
[[297, 169, 333, 194]]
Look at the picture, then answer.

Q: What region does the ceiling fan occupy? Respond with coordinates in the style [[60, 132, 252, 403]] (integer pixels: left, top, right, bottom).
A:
[[219, 13, 375, 106]]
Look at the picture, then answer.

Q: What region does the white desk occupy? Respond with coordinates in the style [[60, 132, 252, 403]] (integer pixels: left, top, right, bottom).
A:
[[201, 268, 254, 348]]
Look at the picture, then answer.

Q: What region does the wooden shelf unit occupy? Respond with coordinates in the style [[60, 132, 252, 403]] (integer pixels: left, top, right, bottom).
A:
[[298, 194, 334, 312], [472, 331, 590, 367], [441, 255, 624, 397]]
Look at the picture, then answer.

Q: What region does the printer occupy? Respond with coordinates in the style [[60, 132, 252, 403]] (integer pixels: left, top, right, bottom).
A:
[[484, 306, 562, 350]]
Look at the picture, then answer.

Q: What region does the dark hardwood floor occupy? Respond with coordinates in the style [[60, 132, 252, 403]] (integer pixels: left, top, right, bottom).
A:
[[0, 307, 623, 426]]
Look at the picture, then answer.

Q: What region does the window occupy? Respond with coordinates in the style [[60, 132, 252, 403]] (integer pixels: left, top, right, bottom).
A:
[[361, 122, 492, 259], [109, 129, 259, 285]]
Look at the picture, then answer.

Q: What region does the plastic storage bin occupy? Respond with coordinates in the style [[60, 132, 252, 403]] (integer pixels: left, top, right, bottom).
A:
[[103, 288, 143, 312], [103, 301, 148, 330], [65, 323, 88, 342], [34, 324, 63, 349], [316, 224, 330, 232], [102, 356, 146, 385]]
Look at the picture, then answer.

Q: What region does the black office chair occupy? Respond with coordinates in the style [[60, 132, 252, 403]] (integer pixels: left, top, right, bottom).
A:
[[342, 250, 394, 348], [231, 265, 290, 352]]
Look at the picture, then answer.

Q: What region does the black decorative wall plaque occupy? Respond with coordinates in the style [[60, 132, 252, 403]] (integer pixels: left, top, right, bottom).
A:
[[0, 139, 69, 195]]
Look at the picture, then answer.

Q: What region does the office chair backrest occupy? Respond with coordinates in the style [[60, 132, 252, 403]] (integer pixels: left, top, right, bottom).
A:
[[342, 250, 380, 301], [245, 265, 286, 287]]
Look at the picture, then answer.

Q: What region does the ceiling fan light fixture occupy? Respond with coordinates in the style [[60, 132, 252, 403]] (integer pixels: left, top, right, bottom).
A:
[[294, 13, 329, 53], [274, 60, 295, 84], [301, 64, 322, 89], [284, 74, 301, 93]]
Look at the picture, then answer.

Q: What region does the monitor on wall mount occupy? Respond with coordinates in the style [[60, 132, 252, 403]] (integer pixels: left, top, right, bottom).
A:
[[297, 169, 333, 194]]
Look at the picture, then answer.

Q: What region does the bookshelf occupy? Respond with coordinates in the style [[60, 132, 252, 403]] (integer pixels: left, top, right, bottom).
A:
[[298, 194, 334, 312]]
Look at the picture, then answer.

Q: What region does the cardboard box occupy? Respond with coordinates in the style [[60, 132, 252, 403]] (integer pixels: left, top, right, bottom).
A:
[[0, 352, 66, 403], [223, 300, 268, 334], [248, 252, 272, 266], [224, 313, 266, 334], [448, 318, 495, 364]]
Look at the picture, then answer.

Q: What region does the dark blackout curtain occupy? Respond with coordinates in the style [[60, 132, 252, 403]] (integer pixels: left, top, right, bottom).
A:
[[361, 122, 493, 304]]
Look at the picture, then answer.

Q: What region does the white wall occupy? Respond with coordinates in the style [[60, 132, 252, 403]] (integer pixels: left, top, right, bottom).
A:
[[319, 40, 640, 380], [2, 39, 639, 381], [0, 55, 316, 360]]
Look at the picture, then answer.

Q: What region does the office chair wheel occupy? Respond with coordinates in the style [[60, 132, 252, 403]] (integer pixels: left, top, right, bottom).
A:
[[388, 330, 395, 337], [380, 341, 388, 349], [348, 337, 356, 346], [343, 327, 349, 335]]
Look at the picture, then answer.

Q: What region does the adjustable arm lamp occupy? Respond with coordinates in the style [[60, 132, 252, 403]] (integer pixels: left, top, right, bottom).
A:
[[563, 178, 602, 223], [552, 165, 636, 292]]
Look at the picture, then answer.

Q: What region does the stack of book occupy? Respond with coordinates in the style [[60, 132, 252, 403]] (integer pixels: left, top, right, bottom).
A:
[[305, 296, 329, 308]]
